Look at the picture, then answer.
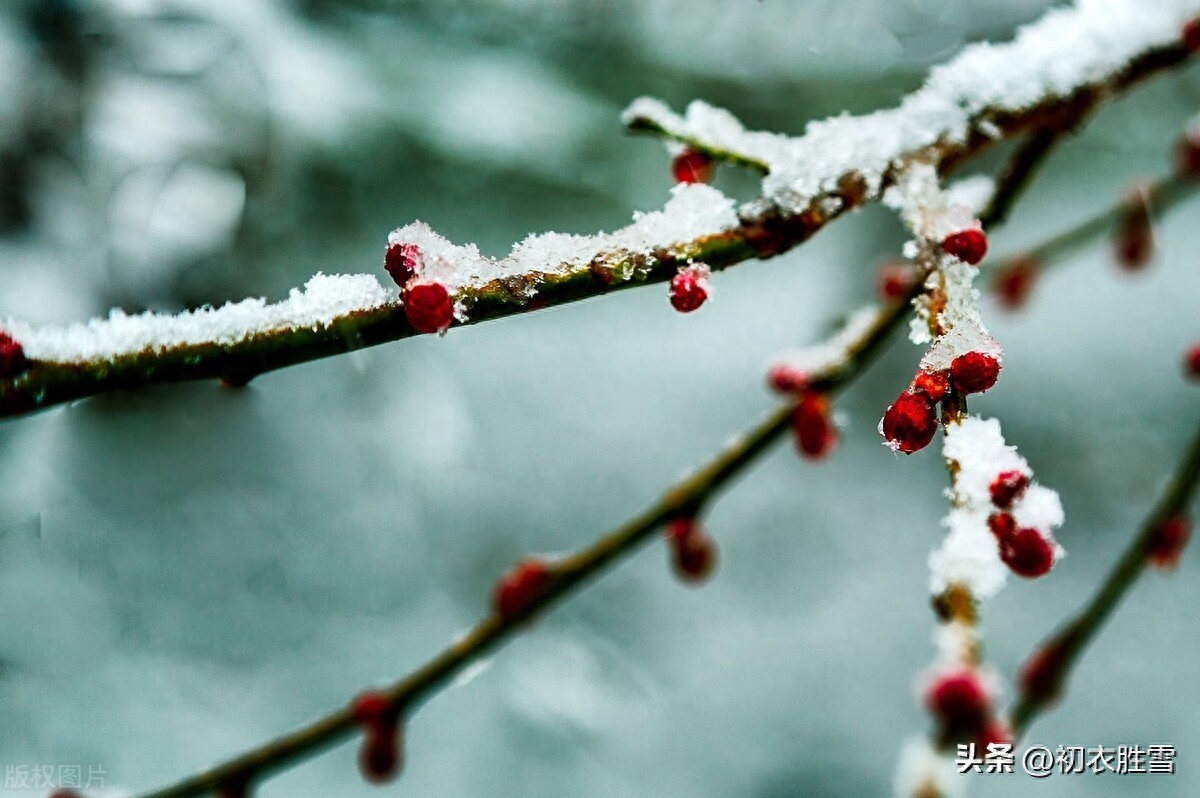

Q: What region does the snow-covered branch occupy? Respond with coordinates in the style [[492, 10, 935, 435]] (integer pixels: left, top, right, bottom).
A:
[[2, 0, 1197, 420]]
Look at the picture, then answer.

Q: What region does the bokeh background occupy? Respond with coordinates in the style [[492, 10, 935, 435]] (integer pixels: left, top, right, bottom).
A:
[[1, 1, 1199, 796]]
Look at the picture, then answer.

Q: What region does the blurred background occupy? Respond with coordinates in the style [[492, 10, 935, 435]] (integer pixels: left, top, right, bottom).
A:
[[1, 1, 1199, 796]]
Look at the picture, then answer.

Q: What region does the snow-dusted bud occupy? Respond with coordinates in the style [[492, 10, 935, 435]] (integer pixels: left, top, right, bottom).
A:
[[403, 281, 454, 334], [949, 352, 1001, 394], [671, 149, 715, 185], [881, 391, 939, 454], [942, 228, 988, 265], [668, 264, 710, 313]]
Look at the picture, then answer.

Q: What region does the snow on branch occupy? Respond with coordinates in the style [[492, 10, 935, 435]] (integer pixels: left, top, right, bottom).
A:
[[625, 0, 1200, 211], [2, 0, 1197, 421]]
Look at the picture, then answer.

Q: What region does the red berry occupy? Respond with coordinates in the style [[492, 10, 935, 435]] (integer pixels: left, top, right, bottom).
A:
[[989, 470, 1029, 509], [668, 268, 708, 313], [666, 517, 698, 543], [403, 281, 454, 334], [876, 261, 917, 302], [671, 149, 715, 184], [912, 370, 950, 402], [1184, 19, 1200, 52], [358, 725, 403, 785], [942, 228, 988, 265], [0, 332, 27, 378], [999, 527, 1055, 578], [384, 242, 422, 288], [767, 364, 807, 394], [492, 558, 553, 620], [949, 352, 1001, 395], [881, 391, 939, 454], [671, 530, 717, 584], [1148, 515, 1191, 569], [792, 391, 837, 460], [992, 256, 1038, 310], [987, 512, 1016, 543], [1176, 132, 1200, 177], [925, 670, 990, 732], [1184, 344, 1200, 381]]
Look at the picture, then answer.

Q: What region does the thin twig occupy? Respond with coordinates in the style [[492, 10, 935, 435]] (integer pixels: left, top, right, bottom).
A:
[[1009, 416, 1200, 737], [2, 34, 1193, 421]]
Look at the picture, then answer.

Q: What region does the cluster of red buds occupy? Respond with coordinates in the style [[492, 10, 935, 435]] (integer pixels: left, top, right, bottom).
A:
[[384, 241, 455, 334], [766, 367, 837, 460], [881, 352, 1001, 454], [671, 148, 715, 185], [664, 517, 717, 584], [350, 691, 405, 784], [0, 331, 28, 378], [924, 668, 1009, 749], [1112, 187, 1154, 271], [986, 470, 1057, 578], [669, 263, 711, 313]]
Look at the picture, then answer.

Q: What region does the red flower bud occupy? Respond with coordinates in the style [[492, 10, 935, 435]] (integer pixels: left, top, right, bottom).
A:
[[671, 529, 718, 584], [999, 527, 1055, 578], [671, 149, 715, 184], [989, 470, 1029, 509], [881, 391, 939, 454], [792, 392, 837, 460], [358, 724, 404, 785], [1019, 636, 1071, 707], [0, 332, 28, 378], [1184, 344, 1200, 381], [949, 352, 1001, 395], [492, 558, 554, 620], [987, 512, 1016, 544], [668, 268, 709, 313], [1176, 132, 1200, 178], [926, 670, 990, 733], [1183, 18, 1200, 53], [876, 261, 917, 302], [992, 256, 1038, 310], [942, 228, 988, 265], [403, 281, 454, 334], [1147, 515, 1191, 569], [384, 242, 422, 288], [1114, 189, 1153, 271], [912, 370, 950, 402], [767, 364, 807, 394]]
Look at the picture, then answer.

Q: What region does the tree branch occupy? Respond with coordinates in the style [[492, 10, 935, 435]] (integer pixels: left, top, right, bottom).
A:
[[1009, 416, 1200, 737]]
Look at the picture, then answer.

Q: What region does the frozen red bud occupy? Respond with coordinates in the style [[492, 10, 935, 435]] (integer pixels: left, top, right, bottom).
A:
[[987, 512, 1016, 543], [925, 670, 990, 733], [999, 527, 1055, 578], [992, 256, 1038, 310], [358, 725, 404, 785], [384, 241, 422, 288], [949, 352, 1001, 395], [881, 391, 939, 454], [792, 392, 837, 460], [876, 261, 917, 302], [942, 228, 988, 265], [403, 281, 454, 334], [671, 149, 715, 184], [0, 332, 28, 378], [668, 267, 709, 313], [1147, 515, 1191, 569], [1183, 18, 1200, 52], [492, 558, 553, 620], [1184, 344, 1200, 381], [989, 470, 1029, 509], [912, 370, 950, 402], [671, 529, 717, 584], [767, 364, 807, 394]]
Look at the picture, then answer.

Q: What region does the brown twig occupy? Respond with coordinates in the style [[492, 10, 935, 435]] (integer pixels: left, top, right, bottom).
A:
[[1009, 416, 1200, 737]]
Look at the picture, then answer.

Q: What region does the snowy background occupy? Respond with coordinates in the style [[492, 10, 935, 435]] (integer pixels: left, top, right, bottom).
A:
[[2, 1, 1199, 796]]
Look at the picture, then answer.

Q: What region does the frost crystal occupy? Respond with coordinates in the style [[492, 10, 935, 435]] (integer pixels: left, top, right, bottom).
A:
[[8, 273, 390, 363], [768, 305, 882, 378]]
